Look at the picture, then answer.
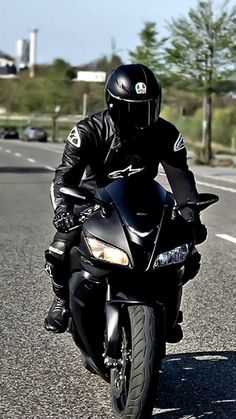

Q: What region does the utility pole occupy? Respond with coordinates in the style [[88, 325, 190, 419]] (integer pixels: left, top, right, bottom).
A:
[[83, 93, 88, 118], [29, 28, 38, 78]]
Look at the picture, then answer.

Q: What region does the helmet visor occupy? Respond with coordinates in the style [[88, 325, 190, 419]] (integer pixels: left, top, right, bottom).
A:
[[110, 98, 160, 130]]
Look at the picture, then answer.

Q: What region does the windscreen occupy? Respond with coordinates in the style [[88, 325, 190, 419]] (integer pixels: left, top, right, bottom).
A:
[[104, 179, 172, 233]]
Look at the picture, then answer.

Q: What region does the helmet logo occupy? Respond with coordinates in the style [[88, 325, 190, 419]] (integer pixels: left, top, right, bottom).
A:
[[135, 82, 147, 94]]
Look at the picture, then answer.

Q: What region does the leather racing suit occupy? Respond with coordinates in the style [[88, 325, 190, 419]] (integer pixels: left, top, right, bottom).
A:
[[44, 110, 202, 335]]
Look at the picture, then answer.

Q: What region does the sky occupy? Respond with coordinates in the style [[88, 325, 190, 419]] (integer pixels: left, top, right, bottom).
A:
[[0, 0, 233, 67]]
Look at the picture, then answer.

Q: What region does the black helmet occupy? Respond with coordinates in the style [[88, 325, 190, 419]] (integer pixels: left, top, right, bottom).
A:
[[105, 64, 161, 132]]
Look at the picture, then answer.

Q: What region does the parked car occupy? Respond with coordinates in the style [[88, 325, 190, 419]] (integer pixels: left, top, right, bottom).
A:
[[22, 126, 48, 142], [0, 126, 19, 139]]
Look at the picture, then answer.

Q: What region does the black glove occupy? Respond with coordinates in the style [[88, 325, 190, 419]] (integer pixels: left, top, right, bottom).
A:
[[194, 221, 207, 244], [53, 206, 79, 233]]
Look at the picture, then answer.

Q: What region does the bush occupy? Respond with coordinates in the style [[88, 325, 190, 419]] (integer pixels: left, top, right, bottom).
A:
[[177, 109, 202, 140], [161, 105, 203, 141], [212, 107, 236, 147], [160, 105, 179, 122]]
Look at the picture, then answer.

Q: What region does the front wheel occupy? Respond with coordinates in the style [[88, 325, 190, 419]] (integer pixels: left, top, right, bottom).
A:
[[110, 305, 161, 419]]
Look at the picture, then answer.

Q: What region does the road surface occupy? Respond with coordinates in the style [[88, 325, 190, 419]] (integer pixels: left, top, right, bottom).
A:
[[1, 140, 235, 418]]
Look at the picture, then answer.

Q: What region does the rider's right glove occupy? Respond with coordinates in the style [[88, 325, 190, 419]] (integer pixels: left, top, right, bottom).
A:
[[53, 206, 79, 233], [187, 215, 207, 245]]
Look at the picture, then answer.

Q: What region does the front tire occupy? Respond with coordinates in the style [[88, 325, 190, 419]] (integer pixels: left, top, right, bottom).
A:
[[110, 305, 161, 419]]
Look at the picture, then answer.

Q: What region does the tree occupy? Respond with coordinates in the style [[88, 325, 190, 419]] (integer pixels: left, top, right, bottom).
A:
[[165, 0, 236, 163], [129, 22, 167, 81]]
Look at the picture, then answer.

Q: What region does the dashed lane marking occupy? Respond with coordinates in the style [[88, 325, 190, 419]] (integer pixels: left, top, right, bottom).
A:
[[1, 147, 54, 169]]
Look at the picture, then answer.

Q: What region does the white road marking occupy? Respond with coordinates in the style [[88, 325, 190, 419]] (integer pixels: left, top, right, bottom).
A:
[[14, 153, 21, 157], [216, 234, 236, 244], [5, 149, 11, 153], [196, 180, 236, 194], [159, 170, 236, 193], [27, 158, 36, 163], [199, 174, 236, 184]]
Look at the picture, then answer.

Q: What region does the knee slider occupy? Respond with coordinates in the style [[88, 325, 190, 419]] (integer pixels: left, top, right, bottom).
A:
[[45, 240, 68, 263]]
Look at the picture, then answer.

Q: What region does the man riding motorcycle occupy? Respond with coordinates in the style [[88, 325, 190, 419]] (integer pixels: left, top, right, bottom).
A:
[[44, 63, 207, 342]]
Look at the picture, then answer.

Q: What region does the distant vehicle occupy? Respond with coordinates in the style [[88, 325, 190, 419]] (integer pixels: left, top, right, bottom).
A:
[[0, 126, 19, 139], [22, 126, 48, 142]]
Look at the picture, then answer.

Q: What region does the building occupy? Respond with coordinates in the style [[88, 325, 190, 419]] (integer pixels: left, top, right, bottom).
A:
[[0, 50, 16, 77]]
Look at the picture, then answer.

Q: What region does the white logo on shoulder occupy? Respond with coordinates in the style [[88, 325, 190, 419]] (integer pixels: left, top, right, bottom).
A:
[[67, 126, 81, 148], [135, 82, 147, 94], [173, 133, 185, 152]]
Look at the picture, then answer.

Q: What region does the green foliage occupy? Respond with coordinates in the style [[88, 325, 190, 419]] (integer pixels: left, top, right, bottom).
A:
[[0, 55, 123, 116], [161, 105, 236, 148], [165, 0, 236, 91], [162, 0, 236, 162], [129, 22, 167, 81], [160, 105, 179, 122], [180, 108, 203, 140], [161, 105, 203, 140]]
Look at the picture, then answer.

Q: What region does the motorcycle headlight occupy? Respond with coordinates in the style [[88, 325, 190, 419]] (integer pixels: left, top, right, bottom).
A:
[[86, 237, 130, 266], [153, 244, 190, 268]]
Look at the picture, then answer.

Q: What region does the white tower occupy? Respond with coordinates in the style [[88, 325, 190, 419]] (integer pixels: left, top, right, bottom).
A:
[[29, 28, 38, 78]]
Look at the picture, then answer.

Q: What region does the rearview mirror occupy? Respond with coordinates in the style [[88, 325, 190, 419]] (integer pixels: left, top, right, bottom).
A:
[[187, 193, 219, 211], [60, 186, 94, 205], [174, 193, 219, 213]]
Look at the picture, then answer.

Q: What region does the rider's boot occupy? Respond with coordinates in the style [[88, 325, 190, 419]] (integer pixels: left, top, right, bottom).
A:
[[165, 249, 201, 343], [182, 247, 201, 285], [44, 271, 70, 333], [166, 319, 183, 343], [44, 234, 82, 333], [165, 283, 183, 343], [44, 242, 70, 333]]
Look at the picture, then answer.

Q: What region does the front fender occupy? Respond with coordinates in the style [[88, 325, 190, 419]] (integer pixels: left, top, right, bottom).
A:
[[105, 292, 165, 359]]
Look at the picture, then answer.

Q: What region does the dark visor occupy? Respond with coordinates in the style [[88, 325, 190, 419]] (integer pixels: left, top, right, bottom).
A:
[[115, 99, 160, 129]]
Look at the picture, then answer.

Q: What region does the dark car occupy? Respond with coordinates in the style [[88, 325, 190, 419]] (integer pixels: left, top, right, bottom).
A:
[[0, 126, 19, 139], [22, 126, 48, 142]]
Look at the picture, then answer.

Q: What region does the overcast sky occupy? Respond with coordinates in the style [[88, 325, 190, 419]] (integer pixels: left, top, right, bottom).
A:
[[1, 0, 233, 66]]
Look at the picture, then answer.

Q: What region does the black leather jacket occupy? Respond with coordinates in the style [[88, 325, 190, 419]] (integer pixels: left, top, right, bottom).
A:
[[50, 110, 198, 220]]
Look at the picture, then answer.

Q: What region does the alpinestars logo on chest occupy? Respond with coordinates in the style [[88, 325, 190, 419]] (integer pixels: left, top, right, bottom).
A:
[[108, 165, 145, 179]]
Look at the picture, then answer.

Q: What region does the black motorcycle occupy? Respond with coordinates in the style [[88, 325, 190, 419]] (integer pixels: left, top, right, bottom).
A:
[[61, 177, 218, 419]]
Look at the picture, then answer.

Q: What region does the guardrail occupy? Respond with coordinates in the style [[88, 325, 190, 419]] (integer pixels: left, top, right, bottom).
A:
[[0, 114, 84, 123]]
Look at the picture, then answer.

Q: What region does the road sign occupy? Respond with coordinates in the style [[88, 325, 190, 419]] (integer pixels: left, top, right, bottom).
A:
[[75, 71, 106, 82]]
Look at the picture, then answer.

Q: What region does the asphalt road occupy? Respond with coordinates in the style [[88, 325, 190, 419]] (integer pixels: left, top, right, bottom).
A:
[[1, 139, 235, 419]]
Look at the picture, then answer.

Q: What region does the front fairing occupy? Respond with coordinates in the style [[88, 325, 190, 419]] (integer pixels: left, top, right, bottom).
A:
[[75, 178, 191, 274]]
